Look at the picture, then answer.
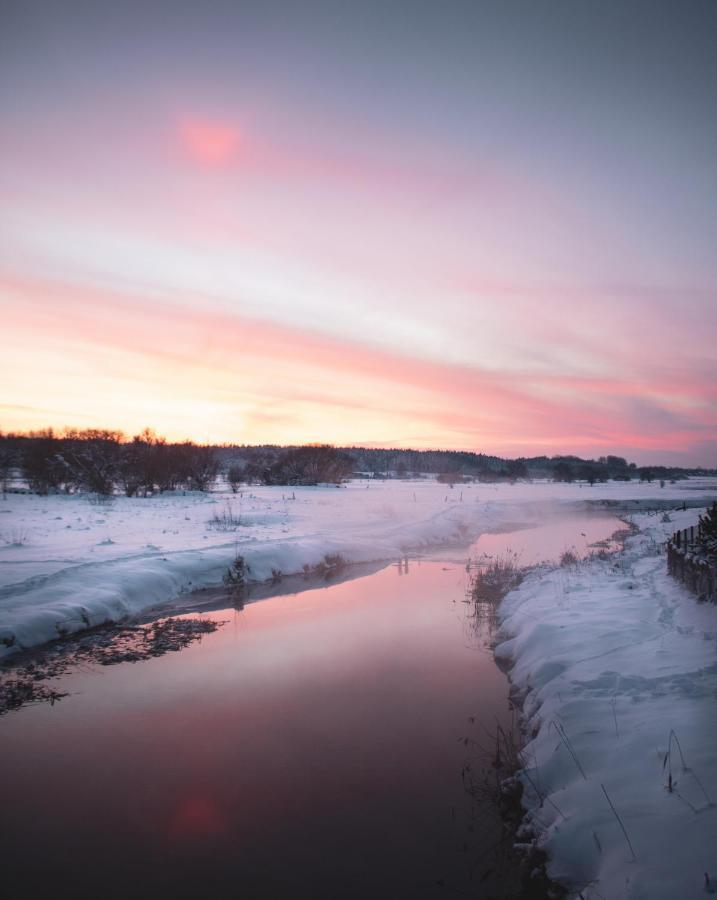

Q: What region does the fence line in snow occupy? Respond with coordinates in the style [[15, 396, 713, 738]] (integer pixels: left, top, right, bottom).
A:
[[667, 524, 716, 602]]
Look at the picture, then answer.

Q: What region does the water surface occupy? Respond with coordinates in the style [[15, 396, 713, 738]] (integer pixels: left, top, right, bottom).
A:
[[0, 512, 623, 898]]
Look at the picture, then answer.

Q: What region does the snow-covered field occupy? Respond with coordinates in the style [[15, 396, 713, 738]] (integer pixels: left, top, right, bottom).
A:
[[496, 504, 717, 899], [0, 476, 715, 658], [1, 476, 717, 896]]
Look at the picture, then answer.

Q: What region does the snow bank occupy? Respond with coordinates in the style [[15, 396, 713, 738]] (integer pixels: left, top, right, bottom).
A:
[[1, 477, 715, 660], [496, 505, 717, 899], [0, 479, 509, 655]]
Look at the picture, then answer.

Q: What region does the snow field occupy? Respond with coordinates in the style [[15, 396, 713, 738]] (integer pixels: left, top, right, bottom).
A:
[[1, 476, 714, 658], [2, 475, 717, 896], [0, 478, 507, 655]]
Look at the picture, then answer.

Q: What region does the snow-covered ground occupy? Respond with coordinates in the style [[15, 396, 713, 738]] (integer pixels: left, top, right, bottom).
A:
[[2, 476, 717, 895], [496, 505, 717, 899], [0, 477, 715, 658]]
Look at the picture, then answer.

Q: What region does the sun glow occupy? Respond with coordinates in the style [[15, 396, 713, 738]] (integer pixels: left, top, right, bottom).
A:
[[179, 119, 242, 166]]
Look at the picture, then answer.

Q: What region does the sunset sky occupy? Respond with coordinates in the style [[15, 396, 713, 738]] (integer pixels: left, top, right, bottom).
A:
[[1, 1, 715, 464]]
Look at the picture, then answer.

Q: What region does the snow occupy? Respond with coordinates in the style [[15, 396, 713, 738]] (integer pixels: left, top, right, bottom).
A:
[[0, 476, 715, 659], [0, 478, 497, 654], [1, 475, 717, 895], [495, 503, 717, 899]]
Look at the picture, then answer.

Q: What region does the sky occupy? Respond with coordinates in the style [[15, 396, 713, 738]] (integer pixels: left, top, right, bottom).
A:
[[0, 0, 715, 465]]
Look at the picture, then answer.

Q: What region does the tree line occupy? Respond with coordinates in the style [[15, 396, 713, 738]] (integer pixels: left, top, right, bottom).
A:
[[0, 429, 219, 496], [1, 430, 709, 496], [0, 432, 354, 495], [221, 446, 701, 484]]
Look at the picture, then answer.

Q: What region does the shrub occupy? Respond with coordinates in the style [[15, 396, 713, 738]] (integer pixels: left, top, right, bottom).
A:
[[469, 552, 523, 604], [223, 555, 249, 590], [437, 471, 463, 486], [208, 504, 243, 531], [302, 553, 347, 577], [227, 464, 245, 493], [559, 549, 579, 567]]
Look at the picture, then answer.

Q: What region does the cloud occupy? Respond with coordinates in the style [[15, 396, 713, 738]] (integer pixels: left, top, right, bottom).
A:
[[1, 274, 714, 463]]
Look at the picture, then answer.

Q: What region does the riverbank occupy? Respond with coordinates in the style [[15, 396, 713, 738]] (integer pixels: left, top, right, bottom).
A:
[[496, 506, 717, 899], [2, 478, 715, 658]]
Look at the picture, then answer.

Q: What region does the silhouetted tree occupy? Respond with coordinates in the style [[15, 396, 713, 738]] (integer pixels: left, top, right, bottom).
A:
[[227, 464, 245, 493], [22, 430, 65, 494], [553, 461, 575, 483], [0, 434, 18, 497], [179, 443, 219, 491], [61, 429, 123, 495], [263, 445, 352, 485], [578, 465, 597, 486]]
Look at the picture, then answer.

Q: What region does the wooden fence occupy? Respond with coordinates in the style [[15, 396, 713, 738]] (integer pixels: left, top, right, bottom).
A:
[[667, 524, 716, 601]]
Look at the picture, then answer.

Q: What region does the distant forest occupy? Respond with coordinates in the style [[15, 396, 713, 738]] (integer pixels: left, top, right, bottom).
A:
[[1, 429, 713, 495], [221, 444, 711, 486]]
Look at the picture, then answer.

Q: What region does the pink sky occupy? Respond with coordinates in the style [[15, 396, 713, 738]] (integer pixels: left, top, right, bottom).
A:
[[1, 3, 715, 464]]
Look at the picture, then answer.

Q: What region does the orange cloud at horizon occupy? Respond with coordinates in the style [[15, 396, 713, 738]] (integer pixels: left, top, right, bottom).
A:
[[1, 276, 714, 464]]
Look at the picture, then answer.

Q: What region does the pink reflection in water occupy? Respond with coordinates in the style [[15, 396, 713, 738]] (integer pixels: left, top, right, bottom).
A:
[[1, 561, 506, 897], [471, 511, 622, 566], [0, 512, 621, 897], [169, 792, 225, 841]]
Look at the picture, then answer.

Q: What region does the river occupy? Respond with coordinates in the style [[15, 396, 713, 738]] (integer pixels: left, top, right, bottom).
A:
[[0, 510, 622, 898]]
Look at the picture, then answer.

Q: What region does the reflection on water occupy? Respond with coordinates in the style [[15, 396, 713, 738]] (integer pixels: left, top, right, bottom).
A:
[[0, 512, 623, 899], [470, 511, 623, 566], [1, 563, 507, 899]]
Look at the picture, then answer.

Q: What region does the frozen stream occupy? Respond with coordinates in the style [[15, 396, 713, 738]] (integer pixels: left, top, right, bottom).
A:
[[0, 510, 623, 898]]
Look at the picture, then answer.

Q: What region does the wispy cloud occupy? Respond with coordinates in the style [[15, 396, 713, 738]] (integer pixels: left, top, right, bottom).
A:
[[1, 275, 713, 462]]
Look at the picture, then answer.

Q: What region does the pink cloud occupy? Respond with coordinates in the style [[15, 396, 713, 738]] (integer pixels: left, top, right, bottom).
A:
[[1, 275, 714, 463]]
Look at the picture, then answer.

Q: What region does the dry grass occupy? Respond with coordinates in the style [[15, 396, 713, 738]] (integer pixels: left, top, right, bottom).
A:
[[468, 551, 523, 605], [208, 503, 244, 532]]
